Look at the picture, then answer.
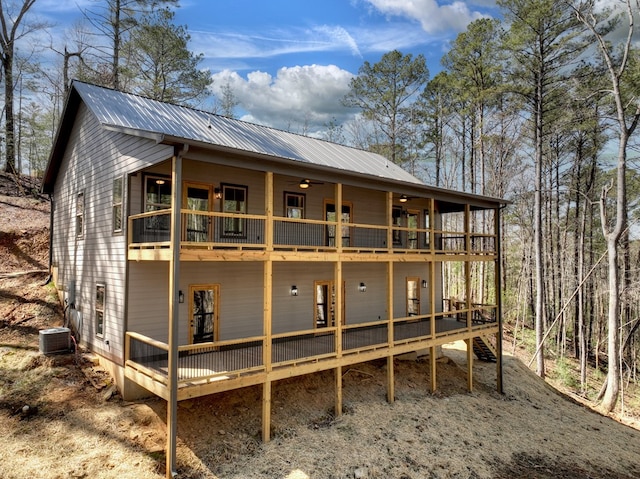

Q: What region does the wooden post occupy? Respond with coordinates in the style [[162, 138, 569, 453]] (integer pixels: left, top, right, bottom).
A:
[[495, 205, 504, 394], [465, 204, 471, 329], [387, 355, 395, 403], [335, 365, 343, 416], [387, 259, 394, 403], [466, 338, 473, 392], [265, 172, 273, 252], [262, 380, 272, 443], [334, 241, 343, 416], [166, 145, 185, 479], [262, 224, 273, 441], [429, 345, 437, 393]]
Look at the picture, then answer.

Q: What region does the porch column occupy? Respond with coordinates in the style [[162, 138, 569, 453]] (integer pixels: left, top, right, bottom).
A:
[[167, 145, 186, 479], [495, 205, 504, 394], [466, 338, 474, 392], [386, 260, 394, 403], [429, 261, 437, 393], [429, 199, 438, 393], [262, 172, 274, 441], [464, 204, 472, 329], [334, 257, 343, 416]]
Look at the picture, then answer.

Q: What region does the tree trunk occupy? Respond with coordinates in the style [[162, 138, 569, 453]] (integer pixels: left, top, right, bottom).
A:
[[3, 52, 15, 174]]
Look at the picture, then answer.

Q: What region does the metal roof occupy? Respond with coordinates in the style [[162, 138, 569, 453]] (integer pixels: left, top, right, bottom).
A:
[[42, 81, 508, 208], [71, 81, 424, 185]]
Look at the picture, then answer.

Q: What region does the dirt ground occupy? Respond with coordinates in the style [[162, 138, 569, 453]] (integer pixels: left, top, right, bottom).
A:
[[1, 174, 640, 479]]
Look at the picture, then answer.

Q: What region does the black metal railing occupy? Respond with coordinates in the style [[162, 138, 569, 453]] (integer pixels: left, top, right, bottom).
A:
[[342, 322, 388, 351]]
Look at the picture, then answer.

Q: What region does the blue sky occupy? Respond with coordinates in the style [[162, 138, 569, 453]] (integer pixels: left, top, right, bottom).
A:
[[34, 0, 500, 135]]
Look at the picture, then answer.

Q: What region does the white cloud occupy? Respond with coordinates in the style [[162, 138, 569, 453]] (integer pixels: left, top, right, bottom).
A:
[[190, 25, 363, 65], [211, 65, 356, 136], [364, 0, 491, 34]]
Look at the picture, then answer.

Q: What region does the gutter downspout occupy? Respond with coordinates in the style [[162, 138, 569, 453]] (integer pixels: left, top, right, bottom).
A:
[[44, 193, 54, 285], [167, 144, 186, 478]]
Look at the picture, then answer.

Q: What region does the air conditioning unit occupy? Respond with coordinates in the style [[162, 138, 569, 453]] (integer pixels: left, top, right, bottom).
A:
[[39, 327, 71, 354]]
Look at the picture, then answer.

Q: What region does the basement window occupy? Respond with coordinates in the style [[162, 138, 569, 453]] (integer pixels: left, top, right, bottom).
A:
[[95, 283, 105, 337]]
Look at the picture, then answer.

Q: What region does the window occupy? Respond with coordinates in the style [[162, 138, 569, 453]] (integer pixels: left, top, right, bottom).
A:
[[144, 176, 172, 235], [222, 184, 247, 237], [285, 192, 305, 218], [406, 209, 419, 249], [75, 191, 84, 238], [95, 283, 105, 337], [424, 209, 431, 248], [145, 176, 172, 212], [392, 206, 403, 246], [112, 176, 124, 233], [325, 201, 352, 247]]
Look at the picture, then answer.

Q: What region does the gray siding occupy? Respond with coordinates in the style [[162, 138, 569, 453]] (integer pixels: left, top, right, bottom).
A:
[[51, 103, 172, 362]]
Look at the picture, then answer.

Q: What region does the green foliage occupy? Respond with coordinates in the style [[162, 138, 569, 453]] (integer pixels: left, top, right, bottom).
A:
[[342, 50, 429, 165], [123, 7, 212, 105], [553, 357, 579, 389]]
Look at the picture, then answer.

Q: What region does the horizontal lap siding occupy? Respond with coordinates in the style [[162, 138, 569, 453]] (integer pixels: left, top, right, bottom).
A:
[[393, 263, 432, 316], [52, 104, 172, 363], [272, 262, 334, 334], [128, 262, 264, 345], [127, 261, 170, 342], [343, 263, 387, 323]]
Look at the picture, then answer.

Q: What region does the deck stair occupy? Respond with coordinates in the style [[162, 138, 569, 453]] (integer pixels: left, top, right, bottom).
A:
[[472, 336, 497, 362]]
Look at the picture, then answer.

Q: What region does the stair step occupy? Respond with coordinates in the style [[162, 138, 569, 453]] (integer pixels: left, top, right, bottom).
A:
[[472, 336, 497, 362]]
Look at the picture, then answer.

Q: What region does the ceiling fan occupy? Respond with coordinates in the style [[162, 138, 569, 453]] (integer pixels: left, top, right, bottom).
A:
[[396, 194, 419, 203], [297, 179, 324, 189]]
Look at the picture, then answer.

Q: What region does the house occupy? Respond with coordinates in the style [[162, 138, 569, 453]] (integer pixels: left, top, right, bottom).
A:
[[42, 80, 506, 477]]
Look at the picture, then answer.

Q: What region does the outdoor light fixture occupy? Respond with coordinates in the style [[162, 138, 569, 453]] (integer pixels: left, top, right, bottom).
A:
[[359, 282, 367, 292], [291, 285, 298, 296], [299, 179, 311, 189], [178, 290, 184, 303], [399, 194, 408, 203], [214, 187, 222, 199], [422, 280, 427, 288]]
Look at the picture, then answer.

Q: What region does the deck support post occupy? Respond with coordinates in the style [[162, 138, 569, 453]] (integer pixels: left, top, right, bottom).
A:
[[262, 380, 272, 442], [495, 205, 504, 394], [466, 338, 473, 392], [387, 355, 395, 403], [429, 345, 437, 393], [335, 365, 343, 416], [166, 146, 185, 479]]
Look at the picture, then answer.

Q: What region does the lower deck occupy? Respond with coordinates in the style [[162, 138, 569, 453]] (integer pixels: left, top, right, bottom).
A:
[[125, 315, 500, 402]]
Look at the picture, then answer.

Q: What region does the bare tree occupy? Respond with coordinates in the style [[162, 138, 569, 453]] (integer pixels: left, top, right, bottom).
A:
[[570, 0, 640, 413], [0, 0, 43, 174]]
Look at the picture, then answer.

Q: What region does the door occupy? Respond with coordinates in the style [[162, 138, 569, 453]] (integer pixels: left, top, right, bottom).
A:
[[314, 280, 346, 328], [406, 277, 420, 317], [189, 284, 219, 343], [325, 202, 352, 247], [183, 183, 212, 242]]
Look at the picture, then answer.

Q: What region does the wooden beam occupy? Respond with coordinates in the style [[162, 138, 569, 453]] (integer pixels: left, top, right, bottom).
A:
[[387, 355, 395, 403], [265, 172, 273, 252], [335, 365, 343, 416], [262, 380, 272, 443], [429, 345, 437, 393], [466, 338, 473, 393], [167, 146, 185, 479], [495, 206, 504, 394]]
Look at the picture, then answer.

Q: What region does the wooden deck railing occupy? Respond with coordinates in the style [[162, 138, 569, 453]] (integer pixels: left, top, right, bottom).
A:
[[127, 210, 497, 255]]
